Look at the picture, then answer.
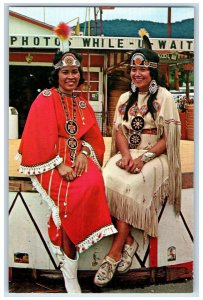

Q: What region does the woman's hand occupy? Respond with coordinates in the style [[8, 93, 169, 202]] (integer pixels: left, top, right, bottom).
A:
[[127, 156, 145, 174], [116, 153, 134, 171], [57, 162, 77, 181], [116, 155, 144, 174], [72, 153, 88, 177]]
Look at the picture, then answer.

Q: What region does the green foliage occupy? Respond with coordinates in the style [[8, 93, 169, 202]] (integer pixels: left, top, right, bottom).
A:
[[80, 18, 194, 38], [169, 65, 194, 88]]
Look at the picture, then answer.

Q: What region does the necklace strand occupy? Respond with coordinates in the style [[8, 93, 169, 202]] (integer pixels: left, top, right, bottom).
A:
[[58, 87, 76, 97], [76, 99, 85, 125], [58, 89, 78, 162]]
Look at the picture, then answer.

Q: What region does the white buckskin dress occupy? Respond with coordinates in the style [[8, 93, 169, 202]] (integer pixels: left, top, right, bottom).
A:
[[103, 87, 181, 239]]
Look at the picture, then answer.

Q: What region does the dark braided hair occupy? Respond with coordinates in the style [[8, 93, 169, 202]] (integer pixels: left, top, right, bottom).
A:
[[48, 50, 85, 88]]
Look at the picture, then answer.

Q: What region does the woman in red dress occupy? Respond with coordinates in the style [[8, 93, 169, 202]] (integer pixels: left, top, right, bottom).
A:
[[17, 51, 117, 293]]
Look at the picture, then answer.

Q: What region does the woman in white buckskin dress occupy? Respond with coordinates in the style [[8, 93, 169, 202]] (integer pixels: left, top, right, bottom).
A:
[[94, 30, 181, 287]]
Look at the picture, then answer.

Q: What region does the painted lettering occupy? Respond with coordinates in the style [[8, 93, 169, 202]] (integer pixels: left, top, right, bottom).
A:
[[33, 37, 40, 46], [170, 41, 177, 49], [158, 40, 166, 49], [118, 39, 124, 48], [10, 36, 17, 45], [187, 41, 193, 50], [22, 36, 28, 46], [8, 35, 193, 52], [55, 38, 60, 46], [43, 37, 51, 46], [93, 38, 100, 47], [109, 39, 114, 48], [83, 38, 91, 47], [138, 40, 143, 48]]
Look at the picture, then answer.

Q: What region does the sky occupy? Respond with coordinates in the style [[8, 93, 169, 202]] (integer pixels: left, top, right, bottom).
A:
[[9, 5, 195, 27]]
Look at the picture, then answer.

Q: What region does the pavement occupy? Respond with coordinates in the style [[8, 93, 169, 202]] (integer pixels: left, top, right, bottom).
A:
[[7, 268, 194, 295]]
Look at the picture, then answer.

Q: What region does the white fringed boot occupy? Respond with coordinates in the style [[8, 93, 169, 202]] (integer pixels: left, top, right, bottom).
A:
[[57, 252, 82, 293]]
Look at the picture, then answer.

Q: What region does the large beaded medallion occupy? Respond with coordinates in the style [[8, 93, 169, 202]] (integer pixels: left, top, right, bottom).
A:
[[66, 137, 78, 149], [129, 115, 145, 147], [65, 120, 78, 135], [129, 133, 141, 146], [131, 116, 144, 131]]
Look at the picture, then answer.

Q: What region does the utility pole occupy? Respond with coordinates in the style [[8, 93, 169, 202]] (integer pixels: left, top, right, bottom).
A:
[[167, 7, 172, 89], [94, 7, 98, 36], [98, 6, 115, 36], [168, 7, 171, 38], [88, 7, 91, 36], [100, 8, 103, 35]]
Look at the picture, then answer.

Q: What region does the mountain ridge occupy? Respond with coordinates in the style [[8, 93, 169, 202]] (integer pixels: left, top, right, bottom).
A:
[[80, 18, 194, 38]]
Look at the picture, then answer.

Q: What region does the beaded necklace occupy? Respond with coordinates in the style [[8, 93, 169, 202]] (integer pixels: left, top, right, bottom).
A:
[[58, 89, 78, 162], [129, 100, 160, 148], [118, 98, 160, 148]]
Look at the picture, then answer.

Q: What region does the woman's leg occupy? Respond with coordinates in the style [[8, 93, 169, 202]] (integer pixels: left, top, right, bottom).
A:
[[107, 219, 132, 261], [62, 228, 76, 259], [125, 231, 135, 245]]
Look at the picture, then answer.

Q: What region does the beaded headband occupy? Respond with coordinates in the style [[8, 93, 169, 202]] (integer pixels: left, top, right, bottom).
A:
[[54, 53, 80, 69], [130, 53, 158, 69]]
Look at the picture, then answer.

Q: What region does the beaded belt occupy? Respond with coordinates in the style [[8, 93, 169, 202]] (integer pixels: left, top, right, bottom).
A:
[[128, 127, 157, 149], [128, 128, 157, 135]]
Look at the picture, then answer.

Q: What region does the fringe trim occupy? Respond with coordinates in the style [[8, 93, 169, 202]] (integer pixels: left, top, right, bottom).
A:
[[30, 176, 61, 229], [107, 178, 169, 238], [76, 224, 117, 254], [82, 140, 101, 169], [18, 155, 63, 175], [29, 177, 117, 253], [48, 225, 117, 255], [15, 152, 22, 162], [159, 116, 182, 214]]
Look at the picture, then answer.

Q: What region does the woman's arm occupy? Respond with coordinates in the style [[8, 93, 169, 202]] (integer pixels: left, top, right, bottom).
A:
[[126, 132, 167, 174], [115, 127, 134, 170], [144, 132, 166, 157]]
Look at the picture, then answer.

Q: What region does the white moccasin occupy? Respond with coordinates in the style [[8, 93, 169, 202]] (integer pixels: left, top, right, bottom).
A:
[[117, 239, 139, 273], [94, 255, 121, 287]]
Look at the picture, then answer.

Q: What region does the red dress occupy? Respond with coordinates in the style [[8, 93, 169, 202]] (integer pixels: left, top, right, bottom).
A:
[[18, 88, 117, 253]]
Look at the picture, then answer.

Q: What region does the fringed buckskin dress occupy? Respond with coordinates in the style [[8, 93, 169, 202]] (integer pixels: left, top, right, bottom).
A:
[[18, 88, 117, 254], [103, 87, 182, 238]]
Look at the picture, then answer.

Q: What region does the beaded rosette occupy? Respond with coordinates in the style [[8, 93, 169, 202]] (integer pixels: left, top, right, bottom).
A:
[[118, 100, 160, 148]]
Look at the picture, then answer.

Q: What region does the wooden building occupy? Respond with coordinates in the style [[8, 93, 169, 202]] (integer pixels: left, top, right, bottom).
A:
[[9, 10, 194, 137]]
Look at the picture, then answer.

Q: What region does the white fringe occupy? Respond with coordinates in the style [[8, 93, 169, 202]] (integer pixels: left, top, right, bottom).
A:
[[81, 140, 101, 169], [107, 179, 169, 238], [18, 155, 63, 175], [31, 176, 61, 229], [15, 152, 22, 162], [48, 225, 117, 255], [76, 224, 117, 253]]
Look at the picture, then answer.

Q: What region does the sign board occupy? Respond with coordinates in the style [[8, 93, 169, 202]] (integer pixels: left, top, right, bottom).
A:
[[9, 35, 194, 51]]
